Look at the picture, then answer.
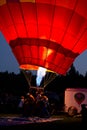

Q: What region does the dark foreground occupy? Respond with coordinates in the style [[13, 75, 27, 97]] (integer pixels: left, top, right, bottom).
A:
[[0, 114, 86, 130]]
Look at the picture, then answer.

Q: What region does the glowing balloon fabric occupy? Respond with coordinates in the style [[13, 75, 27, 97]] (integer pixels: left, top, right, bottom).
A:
[[0, 0, 87, 75]]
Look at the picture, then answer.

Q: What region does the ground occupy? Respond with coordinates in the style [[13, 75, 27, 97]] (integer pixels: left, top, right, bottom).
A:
[[0, 113, 85, 129]]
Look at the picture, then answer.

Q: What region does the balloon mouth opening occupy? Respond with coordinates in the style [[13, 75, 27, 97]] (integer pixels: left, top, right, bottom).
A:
[[20, 64, 55, 73], [20, 64, 39, 71], [20, 64, 57, 88]]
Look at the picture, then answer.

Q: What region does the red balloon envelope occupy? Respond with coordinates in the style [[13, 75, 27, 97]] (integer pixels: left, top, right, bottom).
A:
[[0, 0, 87, 75]]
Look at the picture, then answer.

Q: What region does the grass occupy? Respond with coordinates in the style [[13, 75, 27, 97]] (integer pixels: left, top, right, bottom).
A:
[[0, 113, 87, 130], [0, 113, 84, 129]]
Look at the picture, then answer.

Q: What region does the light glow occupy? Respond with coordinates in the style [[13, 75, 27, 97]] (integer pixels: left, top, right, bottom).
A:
[[36, 67, 47, 87]]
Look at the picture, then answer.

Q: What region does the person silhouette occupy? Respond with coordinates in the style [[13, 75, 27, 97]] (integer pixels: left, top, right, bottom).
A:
[[81, 104, 87, 126]]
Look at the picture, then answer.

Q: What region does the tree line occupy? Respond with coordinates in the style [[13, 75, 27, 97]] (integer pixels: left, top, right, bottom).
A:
[[0, 64, 87, 96]]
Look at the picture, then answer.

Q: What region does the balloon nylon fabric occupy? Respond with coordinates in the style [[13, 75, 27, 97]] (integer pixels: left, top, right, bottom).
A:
[[0, 0, 87, 75]]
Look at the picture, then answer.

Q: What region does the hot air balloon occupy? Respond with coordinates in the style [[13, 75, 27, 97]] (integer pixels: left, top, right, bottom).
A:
[[0, 0, 87, 88], [74, 92, 85, 105]]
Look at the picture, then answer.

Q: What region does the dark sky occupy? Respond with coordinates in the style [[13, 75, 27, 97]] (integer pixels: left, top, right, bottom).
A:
[[0, 32, 20, 74], [0, 32, 87, 76]]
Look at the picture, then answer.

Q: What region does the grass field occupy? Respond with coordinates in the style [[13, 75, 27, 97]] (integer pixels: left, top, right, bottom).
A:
[[0, 113, 85, 130]]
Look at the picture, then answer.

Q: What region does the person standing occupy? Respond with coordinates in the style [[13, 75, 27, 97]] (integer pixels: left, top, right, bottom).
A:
[[81, 104, 87, 126]]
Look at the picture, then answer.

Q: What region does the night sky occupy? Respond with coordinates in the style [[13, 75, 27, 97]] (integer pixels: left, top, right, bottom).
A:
[[0, 32, 87, 76]]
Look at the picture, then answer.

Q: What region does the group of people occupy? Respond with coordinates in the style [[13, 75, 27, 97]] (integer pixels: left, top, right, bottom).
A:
[[18, 90, 50, 118]]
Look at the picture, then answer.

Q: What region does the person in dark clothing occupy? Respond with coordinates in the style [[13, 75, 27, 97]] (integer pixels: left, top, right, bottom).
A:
[[81, 104, 87, 126], [22, 93, 35, 117]]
